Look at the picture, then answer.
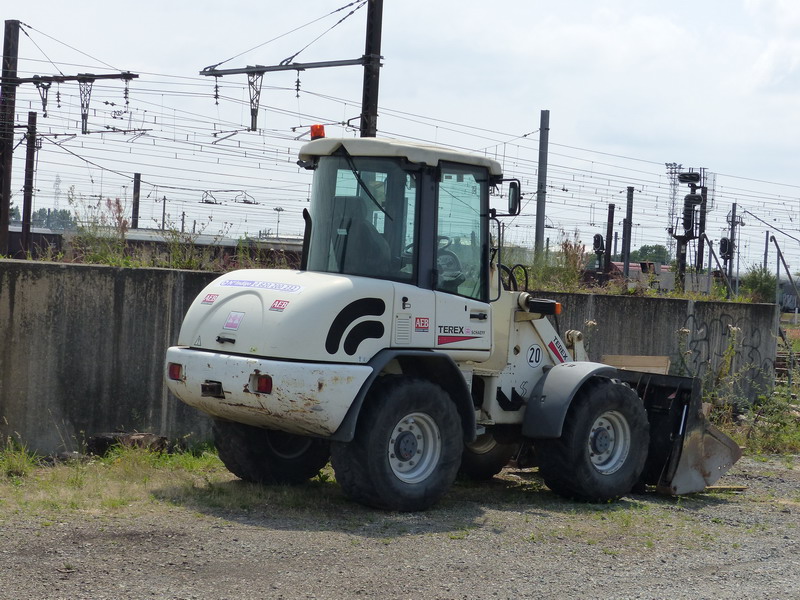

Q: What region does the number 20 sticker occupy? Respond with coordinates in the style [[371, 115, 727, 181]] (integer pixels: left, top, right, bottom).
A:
[[527, 344, 543, 367]]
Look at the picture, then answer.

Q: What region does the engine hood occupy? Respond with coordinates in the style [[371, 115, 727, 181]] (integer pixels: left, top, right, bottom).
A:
[[178, 269, 395, 363]]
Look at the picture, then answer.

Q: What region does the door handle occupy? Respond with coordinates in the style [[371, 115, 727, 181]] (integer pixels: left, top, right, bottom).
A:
[[470, 312, 488, 320]]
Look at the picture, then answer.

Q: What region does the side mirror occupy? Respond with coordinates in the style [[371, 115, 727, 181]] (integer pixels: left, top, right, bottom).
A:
[[508, 180, 521, 215]]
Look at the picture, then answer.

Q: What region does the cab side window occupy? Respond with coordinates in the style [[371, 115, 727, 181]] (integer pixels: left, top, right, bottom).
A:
[[435, 165, 487, 300]]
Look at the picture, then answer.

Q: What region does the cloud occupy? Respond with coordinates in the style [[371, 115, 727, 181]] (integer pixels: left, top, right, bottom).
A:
[[742, 0, 800, 92]]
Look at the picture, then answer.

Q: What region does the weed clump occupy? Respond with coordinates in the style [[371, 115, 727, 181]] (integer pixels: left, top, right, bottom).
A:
[[717, 387, 800, 455], [1, 436, 40, 479]]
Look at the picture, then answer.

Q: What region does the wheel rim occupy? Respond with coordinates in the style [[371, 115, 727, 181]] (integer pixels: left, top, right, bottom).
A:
[[265, 430, 313, 460], [387, 412, 441, 484], [466, 433, 498, 456], [587, 410, 631, 475]]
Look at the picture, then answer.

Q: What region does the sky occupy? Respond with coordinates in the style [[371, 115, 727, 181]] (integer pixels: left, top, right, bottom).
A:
[[6, 0, 800, 277]]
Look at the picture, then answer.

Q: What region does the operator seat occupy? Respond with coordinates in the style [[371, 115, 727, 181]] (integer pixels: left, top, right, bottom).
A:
[[331, 196, 390, 276]]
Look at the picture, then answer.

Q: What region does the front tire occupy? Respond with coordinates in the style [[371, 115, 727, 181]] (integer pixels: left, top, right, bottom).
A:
[[212, 420, 330, 485], [535, 379, 649, 502], [331, 377, 463, 511]]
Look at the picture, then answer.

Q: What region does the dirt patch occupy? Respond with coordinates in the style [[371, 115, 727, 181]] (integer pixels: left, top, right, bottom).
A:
[[1, 456, 798, 600]]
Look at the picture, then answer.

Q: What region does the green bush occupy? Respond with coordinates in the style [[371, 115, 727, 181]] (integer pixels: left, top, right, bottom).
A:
[[731, 387, 800, 454], [740, 264, 778, 304]]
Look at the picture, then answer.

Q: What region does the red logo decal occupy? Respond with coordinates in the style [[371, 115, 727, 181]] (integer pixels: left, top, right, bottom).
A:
[[270, 299, 290, 312], [202, 294, 219, 305], [414, 317, 429, 332], [438, 335, 480, 345], [548, 340, 567, 363]]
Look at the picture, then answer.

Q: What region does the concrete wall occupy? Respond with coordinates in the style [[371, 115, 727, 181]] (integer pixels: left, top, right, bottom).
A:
[[541, 292, 779, 399], [0, 260, 216, 455], [0, 260, 780, 455]]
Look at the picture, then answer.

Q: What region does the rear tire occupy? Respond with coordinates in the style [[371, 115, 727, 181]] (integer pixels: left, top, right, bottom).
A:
[[212, 420, 330, 485], [535, 379, 649, 502], [458, 432, 517, 480], [330, 377, 463, 511]]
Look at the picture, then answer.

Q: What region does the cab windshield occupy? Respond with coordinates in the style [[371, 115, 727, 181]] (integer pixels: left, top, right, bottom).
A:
[[306, 155, 418, 283]]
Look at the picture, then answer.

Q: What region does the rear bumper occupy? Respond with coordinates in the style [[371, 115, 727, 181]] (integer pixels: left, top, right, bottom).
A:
[[165, 347, 372, 437]]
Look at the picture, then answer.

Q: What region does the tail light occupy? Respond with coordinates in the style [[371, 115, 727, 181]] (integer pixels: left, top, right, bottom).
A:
[[253, 373, 273, 394], [167, 362, 183, 381]]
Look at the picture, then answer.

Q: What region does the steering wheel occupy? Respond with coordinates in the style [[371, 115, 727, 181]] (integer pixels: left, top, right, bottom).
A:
[[437, 244, 465, 291], [401, 237, 463, 284], [437, 250, 462, 273]]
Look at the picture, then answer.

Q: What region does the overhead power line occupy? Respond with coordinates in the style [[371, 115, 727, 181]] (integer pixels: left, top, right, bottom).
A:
[[5, 28, 800, 271], [203, 0, 368, 71]]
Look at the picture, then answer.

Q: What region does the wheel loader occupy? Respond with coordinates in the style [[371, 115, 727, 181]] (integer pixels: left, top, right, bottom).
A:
[[165, 132, 741, 511]]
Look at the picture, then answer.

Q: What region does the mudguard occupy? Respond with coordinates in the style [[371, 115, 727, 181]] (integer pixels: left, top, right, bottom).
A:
[[522, 361, 617, 439], [330, 349, 476, 443], [524, 365, 742, 493]]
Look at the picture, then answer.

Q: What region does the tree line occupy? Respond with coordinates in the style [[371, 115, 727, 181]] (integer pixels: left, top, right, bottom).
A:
[[9, 204, 77, 231]]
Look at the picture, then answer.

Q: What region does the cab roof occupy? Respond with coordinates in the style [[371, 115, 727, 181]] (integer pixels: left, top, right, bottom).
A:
[[298, 137, 504, 177]]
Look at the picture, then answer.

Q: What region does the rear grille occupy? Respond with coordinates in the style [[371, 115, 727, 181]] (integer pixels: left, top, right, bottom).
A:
[[394, 315, 412, 345]]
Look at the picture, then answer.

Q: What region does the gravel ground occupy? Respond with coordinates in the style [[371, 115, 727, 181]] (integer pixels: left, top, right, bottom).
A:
[[1, 456, 798, 600]]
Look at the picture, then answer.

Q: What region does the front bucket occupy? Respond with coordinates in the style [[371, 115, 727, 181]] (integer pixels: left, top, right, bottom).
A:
[[613, 370, 742, 495], [657, 418, 743, 494]]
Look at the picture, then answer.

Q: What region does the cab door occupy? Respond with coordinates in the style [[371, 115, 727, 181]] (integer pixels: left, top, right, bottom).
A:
[[434, 293, 491, 352], [433, 163, 492, 354]]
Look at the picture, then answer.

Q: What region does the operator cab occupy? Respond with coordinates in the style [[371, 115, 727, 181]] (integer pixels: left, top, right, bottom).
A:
[[299, 137, 506, 302]]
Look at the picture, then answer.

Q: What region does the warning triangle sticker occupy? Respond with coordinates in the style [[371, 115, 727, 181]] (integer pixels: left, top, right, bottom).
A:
[[194, 336, 202, 346]]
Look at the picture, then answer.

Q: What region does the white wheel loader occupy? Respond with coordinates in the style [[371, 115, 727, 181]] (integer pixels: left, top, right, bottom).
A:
[[165, 133, 741, 511]]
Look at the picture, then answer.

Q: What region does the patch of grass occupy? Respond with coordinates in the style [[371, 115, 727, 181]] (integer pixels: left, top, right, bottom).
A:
[[447, 527, 472, 540], [0, 445, 239, 518], [704, 324, 800, 456], [65, 463, 88, 489], [716, 384, 800, 455], [100, 496, 133, 510], [30, 186, 300, 272], [1, 436, 40, 479], [526, 235, 588, 293]]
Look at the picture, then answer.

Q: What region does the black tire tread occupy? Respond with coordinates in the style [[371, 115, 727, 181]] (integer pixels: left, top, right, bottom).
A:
[[331, 376, 463, 511], [535, 379, 649, 502], [458, 434, 517, 481], [212, 420, 330, 485]]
